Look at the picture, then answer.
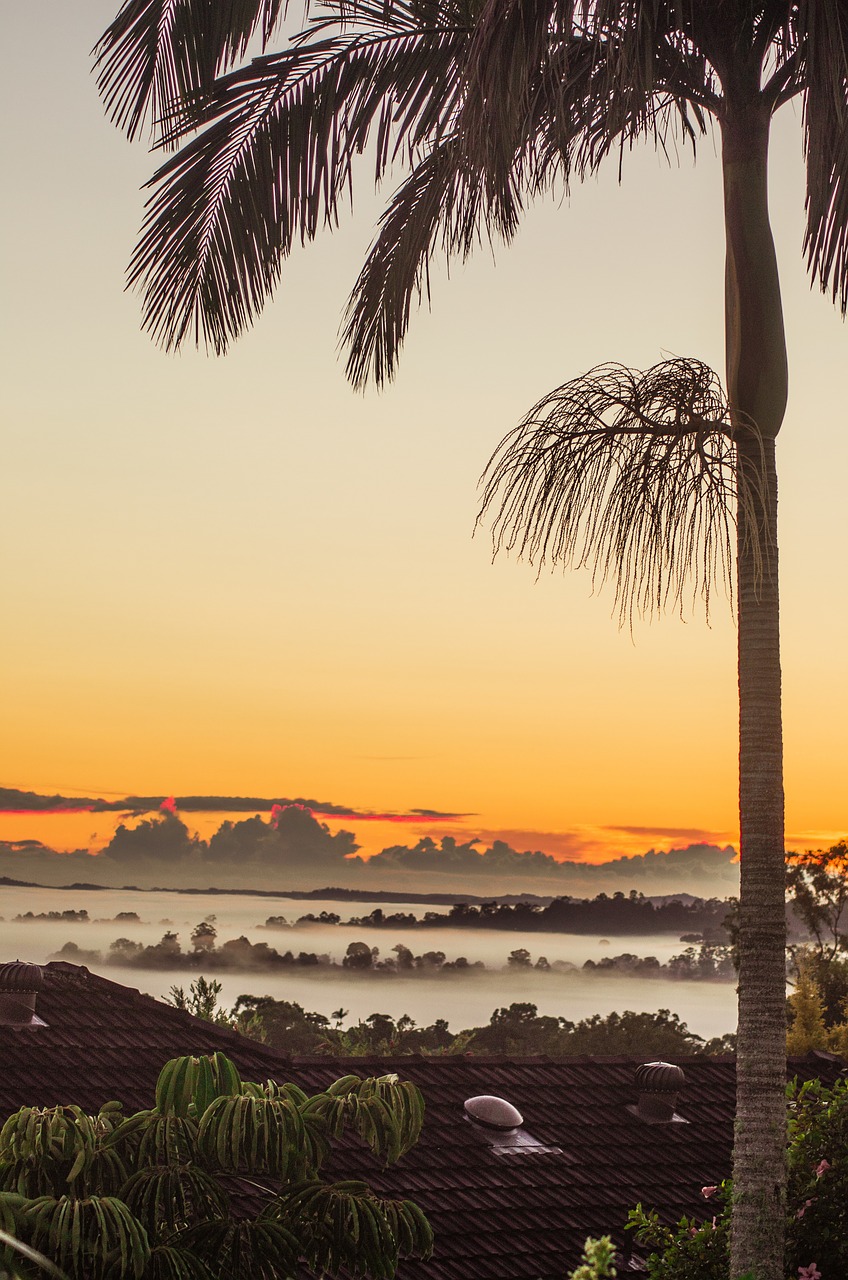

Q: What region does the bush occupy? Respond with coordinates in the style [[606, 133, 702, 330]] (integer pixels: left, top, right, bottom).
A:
[[627, 1077, 848, 1280], [0, 1052, 432, 1280]]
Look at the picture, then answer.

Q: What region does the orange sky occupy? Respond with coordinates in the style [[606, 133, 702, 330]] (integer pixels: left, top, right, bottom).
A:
[[1, 2, 846, 877]]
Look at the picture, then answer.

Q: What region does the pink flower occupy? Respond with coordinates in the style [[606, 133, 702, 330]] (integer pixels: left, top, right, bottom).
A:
[[797, 1265, 821, 1280], [795, 1199, 815, 1220], [701, 1185, 718, 1200], [815, 1159, 831, 1178]]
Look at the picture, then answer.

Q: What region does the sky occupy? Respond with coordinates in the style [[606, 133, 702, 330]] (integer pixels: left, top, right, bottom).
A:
[[2, 2, 847, 886]]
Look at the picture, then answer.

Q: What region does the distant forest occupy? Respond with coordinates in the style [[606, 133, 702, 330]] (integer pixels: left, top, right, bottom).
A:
[[48, 917, 736, 982], [301, 891, 735, 938]]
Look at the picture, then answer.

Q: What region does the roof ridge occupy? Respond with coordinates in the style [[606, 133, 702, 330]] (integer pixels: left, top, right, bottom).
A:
[[36, 961, 294, 1070]]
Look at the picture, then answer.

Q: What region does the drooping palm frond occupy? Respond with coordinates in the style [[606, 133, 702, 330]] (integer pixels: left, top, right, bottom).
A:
[[0, 1108, 118, 1199], [129, 13, 470, 351], [343, 136, 508, 386], [146, 1244, 214, 1280], [94, 0, 287, 141], [196, 1094, 310, 1179], [113, 1113, 201, 1169], [478, 358, 754, 623], [154, 1054, 243, 1118], [797, 0, 848, 313]]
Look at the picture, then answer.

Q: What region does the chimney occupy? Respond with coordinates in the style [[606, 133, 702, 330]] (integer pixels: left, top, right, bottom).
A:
[[633, 1061, 686, 1123], [0, 963, 45, 1027]]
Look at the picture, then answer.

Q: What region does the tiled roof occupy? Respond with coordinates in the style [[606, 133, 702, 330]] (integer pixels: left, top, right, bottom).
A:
[[0, 962, 288, 1113], [0, 963, 843, 1278]]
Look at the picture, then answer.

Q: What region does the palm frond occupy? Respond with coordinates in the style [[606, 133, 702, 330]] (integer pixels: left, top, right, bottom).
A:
[[343, 135, 508, 385], [154, 1055, 243, 1118], [798, 0, 848, 313], [196, 1095, 309, 1179], [129, 23, 467, 350], [477, 358, 749, 624], [94, 0, 287, 142], [0, 1109, 100, 1199], [457, 0, 712, 217], [146, 1244, 213, 1280]]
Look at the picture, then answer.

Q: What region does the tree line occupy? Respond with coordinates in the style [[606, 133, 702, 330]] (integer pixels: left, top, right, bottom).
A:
[[167, 978, 736, 1060], [49, 922, 735, 982]]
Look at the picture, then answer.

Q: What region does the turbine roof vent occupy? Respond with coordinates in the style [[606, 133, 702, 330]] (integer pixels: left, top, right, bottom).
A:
[[464, 1095, 523, 1131], [635, 1061, 686, 1093], [629, 1060, 688, 1125], [0, 963, 43, 993], [0, 962, 47, 1028]]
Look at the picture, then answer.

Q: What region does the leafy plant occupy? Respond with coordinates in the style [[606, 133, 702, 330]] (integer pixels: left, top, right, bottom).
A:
[[627, 1078, 848, 1279], [0, 1053, 432, 1280], [567, 1235, 617, 1279]]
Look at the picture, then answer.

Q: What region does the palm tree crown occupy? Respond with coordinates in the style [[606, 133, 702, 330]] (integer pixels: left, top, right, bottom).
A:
[[95, 2, 848, 383]]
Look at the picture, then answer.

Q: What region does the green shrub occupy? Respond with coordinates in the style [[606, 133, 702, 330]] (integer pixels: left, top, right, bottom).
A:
[[627, 1077, 848, 1280]]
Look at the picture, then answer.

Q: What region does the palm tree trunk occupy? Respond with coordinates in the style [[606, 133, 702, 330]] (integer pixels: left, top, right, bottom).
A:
[[721, 100, 788, 1280]]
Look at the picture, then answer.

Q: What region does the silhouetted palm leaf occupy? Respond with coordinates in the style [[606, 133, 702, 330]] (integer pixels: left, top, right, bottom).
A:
[[478, 358, 763, 622], [96, 1, 848, 382], [128, 7, 470, 352], [94, 0, 287, 141]]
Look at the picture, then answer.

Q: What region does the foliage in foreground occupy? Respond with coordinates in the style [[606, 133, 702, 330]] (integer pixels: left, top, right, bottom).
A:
[[627, 1078, 848, 1280], [0, 1053, 432, 1280]]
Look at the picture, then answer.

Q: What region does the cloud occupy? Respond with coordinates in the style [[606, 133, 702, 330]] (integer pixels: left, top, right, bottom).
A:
[[205, 805, 359, 867], [0, 786, 465, 823], [355, 835, 739, 893], [102, 813, 204, 865], [0, 792, 741, 897]]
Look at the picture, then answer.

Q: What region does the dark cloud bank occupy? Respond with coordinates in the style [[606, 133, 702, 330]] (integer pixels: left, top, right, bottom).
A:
[[0, 805, 739, 897]]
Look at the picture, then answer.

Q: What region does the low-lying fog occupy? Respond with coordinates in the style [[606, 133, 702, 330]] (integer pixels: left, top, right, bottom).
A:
[[2, 885, 737, 1040]]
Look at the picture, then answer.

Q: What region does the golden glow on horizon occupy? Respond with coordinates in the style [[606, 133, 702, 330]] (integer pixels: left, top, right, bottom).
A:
[[1, 4, 845, 864], [0, 805, 841, 869]]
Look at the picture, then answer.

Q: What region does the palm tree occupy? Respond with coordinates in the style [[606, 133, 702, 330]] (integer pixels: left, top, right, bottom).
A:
[[94, 4, 848, 1275]]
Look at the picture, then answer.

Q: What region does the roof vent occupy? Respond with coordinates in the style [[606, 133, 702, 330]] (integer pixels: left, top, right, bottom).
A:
[[463, 1094, 564, 1155], [0, 962, 47, 1028], [464, 1095, 523, 1131], [630, 1061, 688, 1124]]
